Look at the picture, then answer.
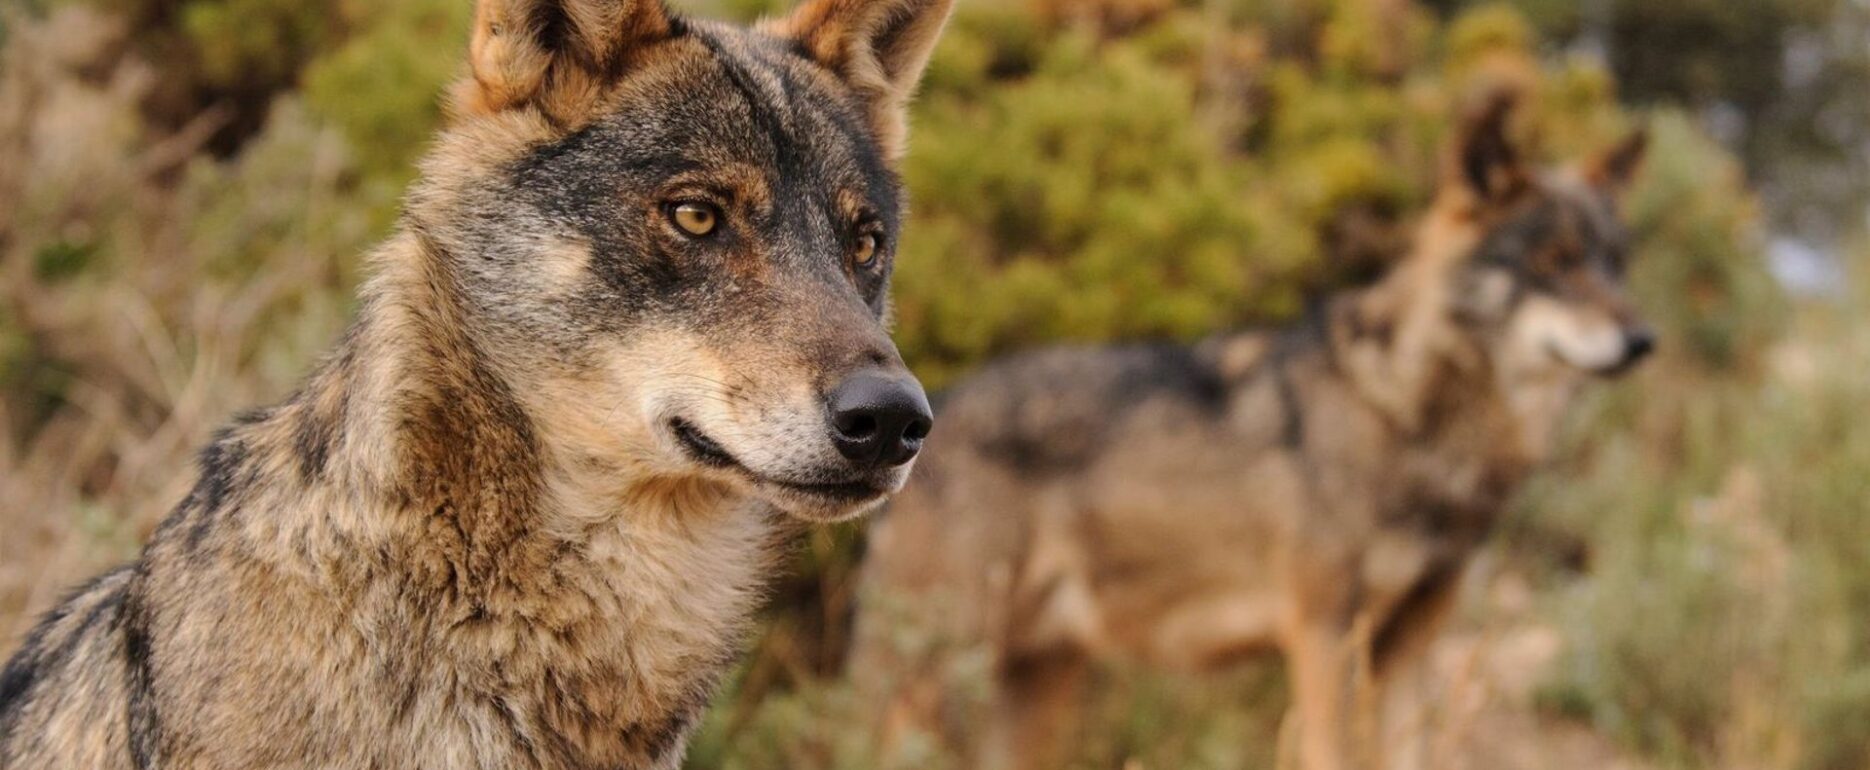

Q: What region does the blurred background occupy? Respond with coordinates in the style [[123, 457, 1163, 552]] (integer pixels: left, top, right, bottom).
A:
[[1, 0, 1867, 767]]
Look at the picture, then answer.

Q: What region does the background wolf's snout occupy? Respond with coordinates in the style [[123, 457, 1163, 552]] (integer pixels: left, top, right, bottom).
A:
[[1620, 325, 1657, 368], [827, 373, 933, 467]]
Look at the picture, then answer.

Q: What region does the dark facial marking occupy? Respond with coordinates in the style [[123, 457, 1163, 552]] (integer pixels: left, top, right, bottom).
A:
[[693, 29, 904, 308], [1471, 186, 1630, 297], [494, 28, 904, 328]]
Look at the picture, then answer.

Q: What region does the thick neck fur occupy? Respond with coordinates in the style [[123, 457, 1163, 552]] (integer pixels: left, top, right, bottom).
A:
[[1326, 212, 1484, 434], [190, 230, 781, 765], [1317, 216, 1551, 519]]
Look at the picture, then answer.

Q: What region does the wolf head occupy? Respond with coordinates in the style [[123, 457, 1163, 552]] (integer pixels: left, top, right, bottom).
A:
[[402, 0, 950, 522], [1431, 92, 1654, 383]]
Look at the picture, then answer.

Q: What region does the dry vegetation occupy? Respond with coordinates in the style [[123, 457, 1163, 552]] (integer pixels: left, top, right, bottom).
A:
[[2, 1, 1866, 768], [0, 6, 360, 636]]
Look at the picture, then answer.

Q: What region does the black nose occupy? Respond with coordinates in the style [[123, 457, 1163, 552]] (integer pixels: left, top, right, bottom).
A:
[[1623, 327, 1656, 364], [827, 372, 933, 467]]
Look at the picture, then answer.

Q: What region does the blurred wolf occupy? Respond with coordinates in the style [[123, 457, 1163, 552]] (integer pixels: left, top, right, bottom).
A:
[[0, 0, 952, 766], [852, 94, 1651, 770]]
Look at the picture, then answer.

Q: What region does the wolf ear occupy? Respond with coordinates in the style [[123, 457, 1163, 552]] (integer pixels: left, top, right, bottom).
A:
[[1585, 127, 1648, 196], [1447, 89, 1528, 206], [768, 0, 955, 161], [459, 0, 675, 123]]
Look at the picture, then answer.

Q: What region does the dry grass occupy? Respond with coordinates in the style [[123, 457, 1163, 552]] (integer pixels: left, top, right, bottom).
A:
[[3, 6, 1868, 770], [0, 6, 358, 641]]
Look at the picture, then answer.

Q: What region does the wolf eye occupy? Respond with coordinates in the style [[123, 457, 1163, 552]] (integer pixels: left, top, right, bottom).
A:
[[668, 202, 719, 237], [853, 233, 880, 268]]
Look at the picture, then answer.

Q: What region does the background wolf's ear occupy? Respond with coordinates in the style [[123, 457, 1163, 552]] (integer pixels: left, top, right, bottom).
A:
[[459, 0, 675, 123], [1585, 127, 1649, 196], [1447, 89, 1528, 205], [767, 0, 955, 161]]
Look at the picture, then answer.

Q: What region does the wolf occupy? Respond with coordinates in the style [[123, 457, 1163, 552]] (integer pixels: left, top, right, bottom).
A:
[[0, 0, 952, 766], [850, 93, 1651, 770]]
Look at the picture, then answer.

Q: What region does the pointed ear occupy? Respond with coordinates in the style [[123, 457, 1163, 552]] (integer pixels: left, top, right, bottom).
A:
[[458, 0, 675, 124], [1585, 127, 1648, 195], [1445, 89, 1528, 205], [767, 0, 955, 161]]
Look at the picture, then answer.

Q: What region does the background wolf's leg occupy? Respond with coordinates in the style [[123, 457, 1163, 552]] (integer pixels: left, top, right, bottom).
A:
[[1371, 571, 1465, 770], [1277, 538, 1370, 770], [1278, 622, 1360, 770], [984, 650, 1088, 770]]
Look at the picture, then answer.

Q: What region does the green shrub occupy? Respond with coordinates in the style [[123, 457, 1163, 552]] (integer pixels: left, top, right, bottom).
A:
[[5, 1, 1826, 768], [1621, 111, 1786, 368], [301, 0, 472, 210], [1527, 274, 1870, 767], [894, 18, 1299, 386]]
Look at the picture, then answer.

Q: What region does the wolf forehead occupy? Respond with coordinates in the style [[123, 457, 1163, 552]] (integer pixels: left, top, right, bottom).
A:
[[500, 23, 906, 231], [1473, 180, 1631, 277]]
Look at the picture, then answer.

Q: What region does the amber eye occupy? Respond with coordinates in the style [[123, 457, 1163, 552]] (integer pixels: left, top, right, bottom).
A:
[[669, 202, 719, 237], [853, 232, 881, 268]]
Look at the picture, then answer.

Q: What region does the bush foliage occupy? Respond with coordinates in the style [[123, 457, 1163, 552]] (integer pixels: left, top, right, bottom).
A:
[[31, 0, 1773, 383], [1, 0, 1854, 767]]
